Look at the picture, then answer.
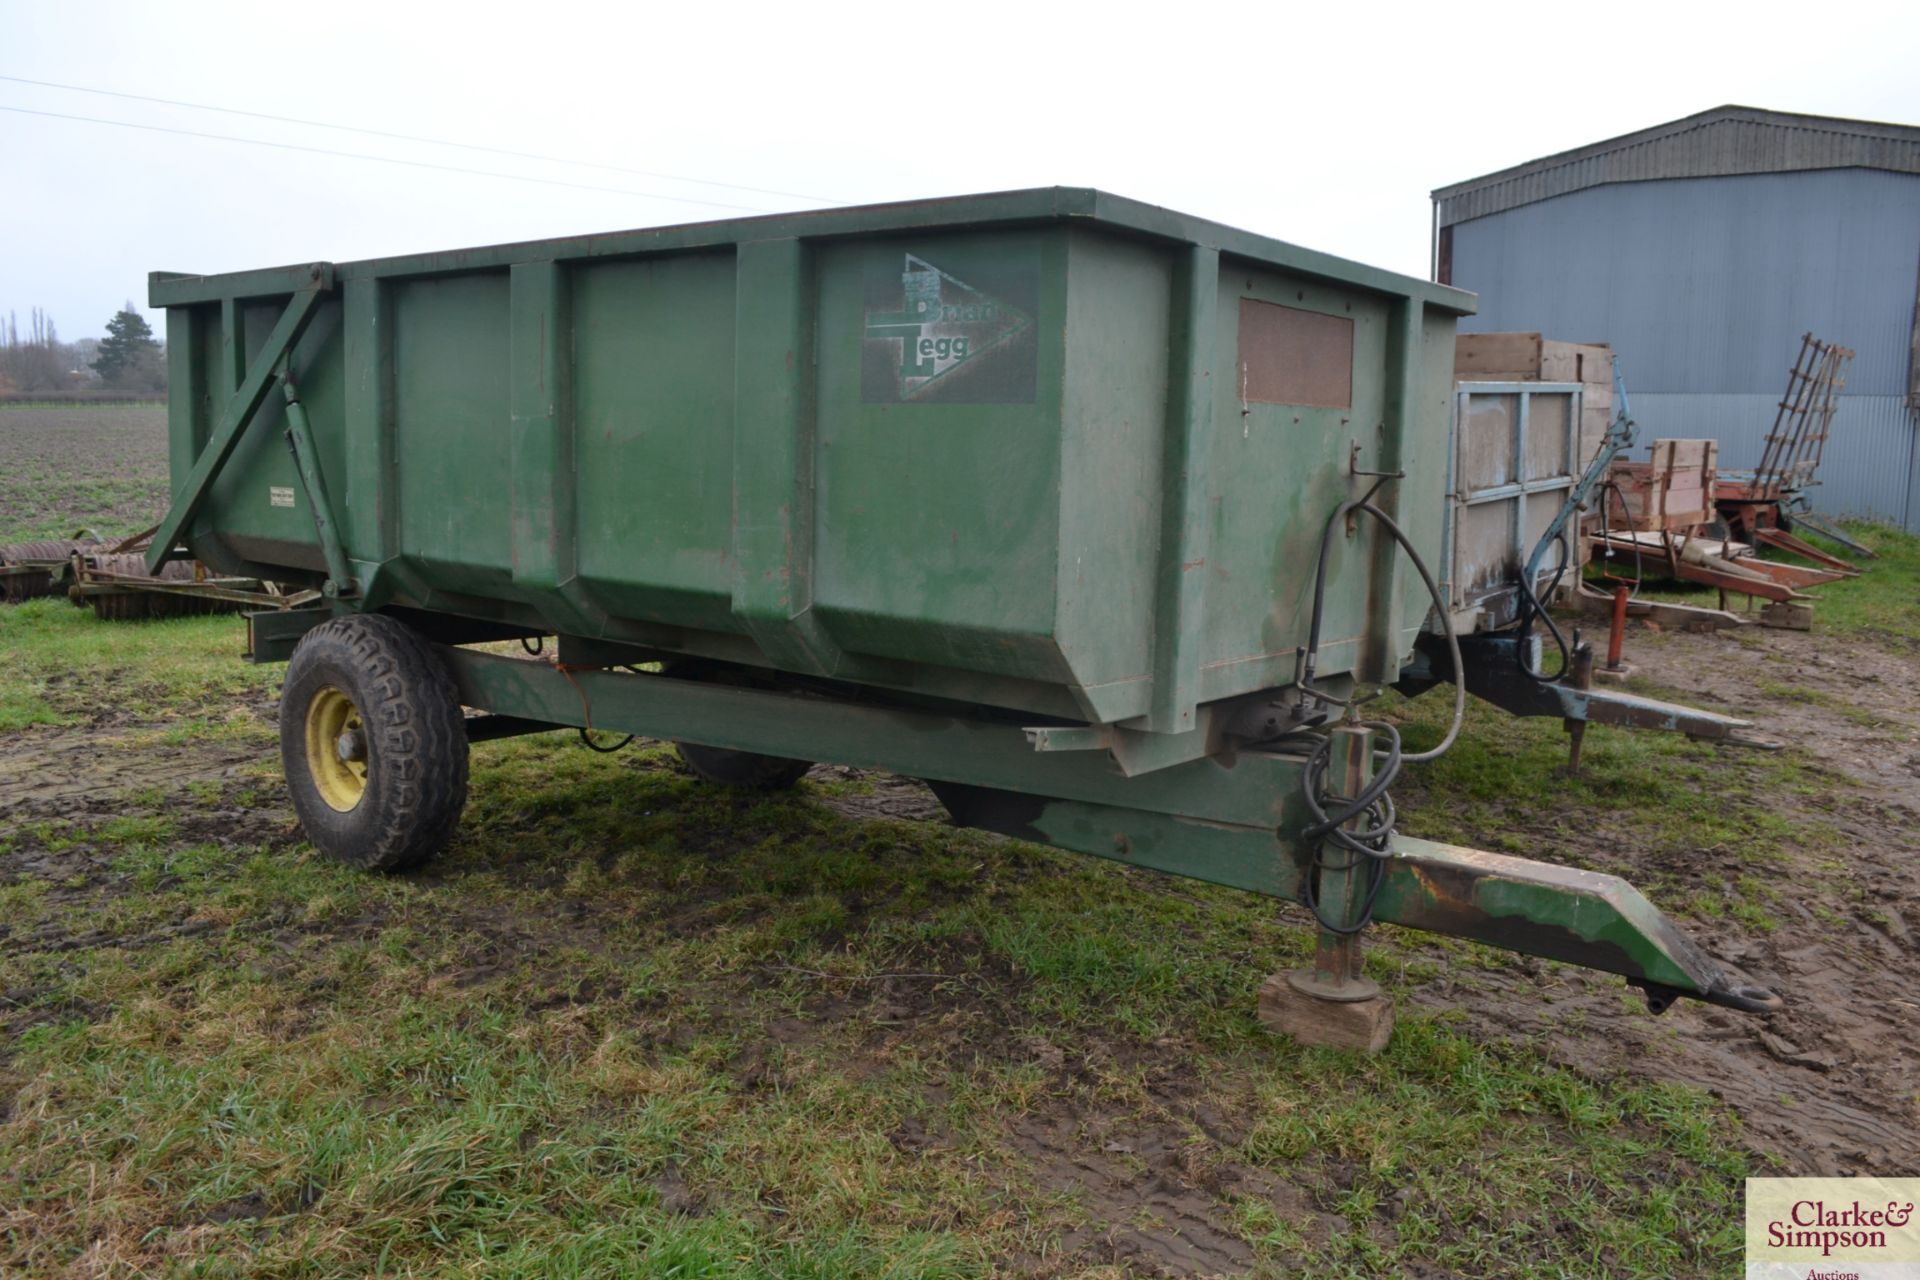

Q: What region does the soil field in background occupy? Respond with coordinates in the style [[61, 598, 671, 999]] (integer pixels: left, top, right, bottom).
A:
[[0, 404, 169, 544], [0, 405, 1915, 1278]]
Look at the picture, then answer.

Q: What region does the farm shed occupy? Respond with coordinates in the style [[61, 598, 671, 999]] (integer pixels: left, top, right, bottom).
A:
[[1432, 106, 1920, 531]]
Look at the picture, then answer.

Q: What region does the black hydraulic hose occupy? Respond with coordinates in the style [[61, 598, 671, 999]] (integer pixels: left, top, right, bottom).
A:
[[1299, 498, 1463, 762], [1297, 721, 1402, 935], [1288, 499, 1465, 935], [1511, 530, 1572, 684], [578, 728, 635, 753], [576, 665, 648, 753], [1300, 720, 1402, 842], [1302, 841, 1386, 937], [1596, 479, 1645, 597]]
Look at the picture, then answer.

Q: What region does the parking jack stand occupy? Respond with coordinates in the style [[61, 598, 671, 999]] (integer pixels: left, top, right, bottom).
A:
[[1563, 639, 1594, 775], [1259, 723, 1395, 1053]]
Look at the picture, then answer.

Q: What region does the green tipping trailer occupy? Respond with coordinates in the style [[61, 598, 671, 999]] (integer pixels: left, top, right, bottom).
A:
[[146, 188, 1778, 1045]]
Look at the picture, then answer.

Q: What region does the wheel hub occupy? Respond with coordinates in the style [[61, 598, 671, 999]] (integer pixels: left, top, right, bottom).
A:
[[304, 686, 369, 812]]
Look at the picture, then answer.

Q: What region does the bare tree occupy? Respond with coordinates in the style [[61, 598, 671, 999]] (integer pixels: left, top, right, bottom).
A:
[[0, 308, 76, 393], [0, 306, 159, 396]]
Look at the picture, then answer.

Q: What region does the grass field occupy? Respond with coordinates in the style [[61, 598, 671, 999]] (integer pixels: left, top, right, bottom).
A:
[[0, 598, 1764, 1279], [2, 408, 1916, 1278]]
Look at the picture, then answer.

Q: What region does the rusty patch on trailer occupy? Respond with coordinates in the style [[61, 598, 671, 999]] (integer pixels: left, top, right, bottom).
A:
[[1399, 859, 1647, 975], [1237, 299, 1352, 409]]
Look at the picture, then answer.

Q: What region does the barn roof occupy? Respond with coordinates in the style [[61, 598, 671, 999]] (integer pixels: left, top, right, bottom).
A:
[[1433, 105, 1920, 226]]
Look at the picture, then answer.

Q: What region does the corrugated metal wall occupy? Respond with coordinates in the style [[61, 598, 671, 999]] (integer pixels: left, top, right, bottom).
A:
[[1449, 168, 1920, 528]]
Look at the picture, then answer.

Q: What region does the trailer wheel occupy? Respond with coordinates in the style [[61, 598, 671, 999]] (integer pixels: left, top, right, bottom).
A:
[[675, 740, 814, 790], [665, 660, 813, 790], [280, 613, 469, 871]]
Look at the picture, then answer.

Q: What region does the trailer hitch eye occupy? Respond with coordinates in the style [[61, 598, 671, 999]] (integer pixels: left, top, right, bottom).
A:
[[1635, 979, 1783, 1016]]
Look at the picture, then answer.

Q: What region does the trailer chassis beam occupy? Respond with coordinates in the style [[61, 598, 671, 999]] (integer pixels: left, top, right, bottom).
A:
[[442, 646, 1779, 1015], [1403, 632, 1766, 743]]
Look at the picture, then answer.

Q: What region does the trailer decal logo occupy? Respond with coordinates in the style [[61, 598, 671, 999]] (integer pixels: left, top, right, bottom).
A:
[[863, 254, 1035, 403]]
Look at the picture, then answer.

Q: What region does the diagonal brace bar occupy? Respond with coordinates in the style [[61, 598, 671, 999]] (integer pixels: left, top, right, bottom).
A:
[[1786, 509, 1876, 559], [147, 265, 334, 571]]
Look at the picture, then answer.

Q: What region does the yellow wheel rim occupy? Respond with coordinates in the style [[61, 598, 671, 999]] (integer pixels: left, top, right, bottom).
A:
[[304, 686, 369, 812]]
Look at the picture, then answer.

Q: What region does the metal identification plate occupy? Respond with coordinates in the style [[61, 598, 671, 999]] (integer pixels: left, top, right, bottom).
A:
[[269, 486, 296, 509]]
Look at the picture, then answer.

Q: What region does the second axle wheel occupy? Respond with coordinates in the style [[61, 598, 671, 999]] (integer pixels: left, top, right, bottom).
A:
[[665, 660, 813, 790]]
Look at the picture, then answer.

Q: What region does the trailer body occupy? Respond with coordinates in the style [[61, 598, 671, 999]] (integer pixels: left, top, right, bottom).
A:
[[153, 189, 1467, 741], [144, 191, 1779, 1040]]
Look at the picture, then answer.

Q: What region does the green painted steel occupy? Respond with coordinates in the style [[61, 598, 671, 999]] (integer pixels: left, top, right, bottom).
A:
[[440, 650, 1751, 1004], [158, 191, 1785, 1015], [280, 381, 354, 596], [151, 189, 1474, 737], [147, 267, 331, 573]]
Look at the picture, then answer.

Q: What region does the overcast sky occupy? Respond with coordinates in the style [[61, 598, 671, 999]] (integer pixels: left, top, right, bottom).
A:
[[7, 0, 1920, 340]]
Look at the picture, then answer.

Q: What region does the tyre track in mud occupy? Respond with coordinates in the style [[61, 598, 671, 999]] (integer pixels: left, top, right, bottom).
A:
[[1404, 622, 1919, 1176], [0, 727, 269, 818]]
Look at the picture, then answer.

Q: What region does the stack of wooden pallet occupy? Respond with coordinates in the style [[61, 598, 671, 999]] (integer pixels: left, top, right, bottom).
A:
[[1454, 332, 1615, 473]]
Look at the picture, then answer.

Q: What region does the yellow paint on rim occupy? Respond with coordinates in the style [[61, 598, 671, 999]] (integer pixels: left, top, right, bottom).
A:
[[304, 686, 369, 812]]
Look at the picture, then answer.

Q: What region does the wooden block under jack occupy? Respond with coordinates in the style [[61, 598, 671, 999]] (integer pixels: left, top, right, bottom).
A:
[[1594, 663, 1636, 682], [1758, 601, 1814, 630], [1257, 970, 1395, 1054]]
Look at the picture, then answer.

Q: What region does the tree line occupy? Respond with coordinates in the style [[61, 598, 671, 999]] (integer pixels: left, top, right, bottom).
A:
[[0, 305, 166, 395]]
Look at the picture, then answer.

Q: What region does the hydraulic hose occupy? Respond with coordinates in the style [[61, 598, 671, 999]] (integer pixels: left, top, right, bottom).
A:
[[1296, 720, 1401, 935], [1289, 497, 1465, 935], [1595, 478, 1645, 597], [1511, 530, 1572, 683], [1298, 498, 1464, 762]]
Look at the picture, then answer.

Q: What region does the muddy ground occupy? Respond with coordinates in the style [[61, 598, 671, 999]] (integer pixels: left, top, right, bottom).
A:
[[1, 610, 1915, 1276], [717, 621, 1920, 1181], [825, 620, 1920, 1181], [8, 630, 1917, 1154], [1409, 624, 1919, 1176]]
